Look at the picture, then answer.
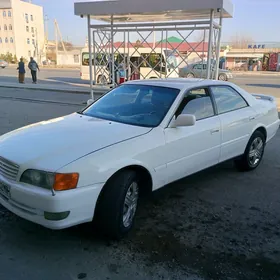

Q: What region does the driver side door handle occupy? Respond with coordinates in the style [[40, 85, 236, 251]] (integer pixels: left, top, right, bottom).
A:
[[210, 128, 220, 134]]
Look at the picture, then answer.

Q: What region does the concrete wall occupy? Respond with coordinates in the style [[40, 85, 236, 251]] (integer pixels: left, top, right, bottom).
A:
[[57, 50, 81, 66]]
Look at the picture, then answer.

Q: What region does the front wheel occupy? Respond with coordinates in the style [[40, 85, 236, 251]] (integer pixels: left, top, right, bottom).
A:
[[94, 170, 140, 239], [218, 74, 227, 81], [235, 131, 265, 171]]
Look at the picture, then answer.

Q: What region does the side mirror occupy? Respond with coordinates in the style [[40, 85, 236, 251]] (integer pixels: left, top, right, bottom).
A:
[[170, 114, 196, 128]]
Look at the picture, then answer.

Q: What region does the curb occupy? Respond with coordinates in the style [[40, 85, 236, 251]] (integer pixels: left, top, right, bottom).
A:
[[0, 83, 107, 95], [233, 72, 280, 77]]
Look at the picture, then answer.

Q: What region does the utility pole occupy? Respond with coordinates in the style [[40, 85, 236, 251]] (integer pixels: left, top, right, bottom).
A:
[[55, 19, 58, 65], [44, 14, 49, 60]]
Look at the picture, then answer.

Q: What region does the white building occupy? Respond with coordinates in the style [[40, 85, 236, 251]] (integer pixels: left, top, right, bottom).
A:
[[0, 0, 45, 62], [57, 49, 82, 66]]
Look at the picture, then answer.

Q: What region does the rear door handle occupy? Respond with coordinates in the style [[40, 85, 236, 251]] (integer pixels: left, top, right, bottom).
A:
[[249, 116, 256, 121], [210, 128, 220, 134]]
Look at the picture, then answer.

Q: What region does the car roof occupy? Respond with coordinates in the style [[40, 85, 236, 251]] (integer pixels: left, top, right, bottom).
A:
[[124, 78, 231, 90]]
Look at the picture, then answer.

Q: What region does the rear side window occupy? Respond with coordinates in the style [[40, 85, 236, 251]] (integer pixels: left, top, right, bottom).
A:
[[211, 86, 248, 114]]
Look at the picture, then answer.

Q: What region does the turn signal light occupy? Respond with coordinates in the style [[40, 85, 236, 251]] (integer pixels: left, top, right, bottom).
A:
[[53, 173, 79, 191]]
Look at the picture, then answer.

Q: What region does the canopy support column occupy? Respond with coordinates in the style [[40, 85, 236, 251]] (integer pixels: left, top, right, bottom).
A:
[[215, 9, 223, 80], [206, 9, 214, 79], [111, 15, 115, 87], [87, 15, 94, 99]]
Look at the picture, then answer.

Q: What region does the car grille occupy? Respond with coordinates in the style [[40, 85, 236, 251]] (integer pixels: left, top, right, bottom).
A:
[[0, 157, 19, 181]]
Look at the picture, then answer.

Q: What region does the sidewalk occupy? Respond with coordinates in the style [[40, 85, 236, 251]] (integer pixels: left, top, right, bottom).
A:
[[233, 71, 280, 76], [0, 81, 108, 95]]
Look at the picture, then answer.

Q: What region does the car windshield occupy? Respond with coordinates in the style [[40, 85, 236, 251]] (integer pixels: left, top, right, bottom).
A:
[[83, 84, 180, 127]]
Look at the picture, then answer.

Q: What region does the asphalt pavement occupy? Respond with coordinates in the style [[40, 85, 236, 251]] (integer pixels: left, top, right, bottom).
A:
[[0, 75, 280, 280]]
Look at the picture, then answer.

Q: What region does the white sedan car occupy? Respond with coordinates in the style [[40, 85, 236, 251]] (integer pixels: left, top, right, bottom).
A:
[[0, 79, 279, 238]]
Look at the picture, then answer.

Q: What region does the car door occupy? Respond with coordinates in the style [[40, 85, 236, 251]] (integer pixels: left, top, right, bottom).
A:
[[163, 87, 221, 184], [210, 85, 257, 162]]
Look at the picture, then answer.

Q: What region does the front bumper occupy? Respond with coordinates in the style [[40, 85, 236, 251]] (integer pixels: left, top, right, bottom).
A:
[[0, 174, 104, 229]]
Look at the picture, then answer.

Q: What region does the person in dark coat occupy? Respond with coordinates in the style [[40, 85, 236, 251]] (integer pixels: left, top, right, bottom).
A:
[[28, 57, 40, 84], [17, 57, 26, 83]]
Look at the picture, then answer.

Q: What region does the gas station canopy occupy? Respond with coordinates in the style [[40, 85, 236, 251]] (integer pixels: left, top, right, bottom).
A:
[[74, 0, 234, 23]]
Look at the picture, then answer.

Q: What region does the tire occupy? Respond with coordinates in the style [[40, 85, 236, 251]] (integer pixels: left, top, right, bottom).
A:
[[94, 170, 140, 239], [186, 73, 195, 78], [218, 74, 227, 81], [234, 131, 265, 171], [97, 75, 107, 84]]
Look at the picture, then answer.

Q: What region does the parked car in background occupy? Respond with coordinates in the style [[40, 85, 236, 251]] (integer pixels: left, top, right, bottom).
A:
[[0, 60, 8, 69], [179, 63, 233, 80], [0, 79, 279, 239]]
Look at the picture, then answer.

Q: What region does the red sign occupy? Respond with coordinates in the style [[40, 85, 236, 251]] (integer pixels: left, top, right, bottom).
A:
[[269, 53, 278, 71]]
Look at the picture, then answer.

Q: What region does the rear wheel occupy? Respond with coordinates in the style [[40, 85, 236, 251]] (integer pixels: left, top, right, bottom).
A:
[[235, 131, 265, 171], [97, 75, 107, 84], [94, 170, 140, 239]]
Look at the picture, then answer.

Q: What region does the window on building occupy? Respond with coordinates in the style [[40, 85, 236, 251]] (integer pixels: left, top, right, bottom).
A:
[[30, 15, 33, 21], [25, 13, 28, 23], [73, 54, 79, 63], [0, 38, 2, 44], [31, 27, 34, 33], [26, 26, 29, 32], [10, 37, 13, 43], [28, 50, 31, 57], [8, 11, 11, 17], [3, 11, 6, 17], [27, 38, 30, 44], [4, 25, 7, 31], [9, 25, 12, 31], [5, 38, 8, 43], [32, 39, 35, 45]]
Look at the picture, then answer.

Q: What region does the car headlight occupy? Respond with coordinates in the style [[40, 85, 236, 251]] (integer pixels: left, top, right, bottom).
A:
[[20, 170, 79, 191]]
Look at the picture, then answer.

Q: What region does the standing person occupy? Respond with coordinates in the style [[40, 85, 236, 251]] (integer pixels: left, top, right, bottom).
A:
[[28, 57, 40, 84], [17, 57, 25, 84]]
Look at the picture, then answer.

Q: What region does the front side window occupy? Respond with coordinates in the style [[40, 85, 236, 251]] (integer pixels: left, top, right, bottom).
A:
[[83, 84, 180, 127], [82, 52, 108, 66], [175, 88, 214, 120], [193, 64, 203, 70], [211, 86, 248, 114]]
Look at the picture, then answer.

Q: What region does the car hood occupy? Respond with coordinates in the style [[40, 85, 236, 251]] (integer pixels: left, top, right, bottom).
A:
[[0, 113, 151, 171]]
